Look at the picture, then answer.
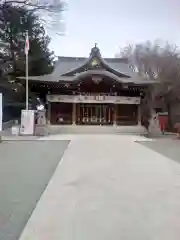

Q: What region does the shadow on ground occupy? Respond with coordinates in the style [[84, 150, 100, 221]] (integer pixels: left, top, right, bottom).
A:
[[0, 140, 69, 240], [138, 139, 180, 163]]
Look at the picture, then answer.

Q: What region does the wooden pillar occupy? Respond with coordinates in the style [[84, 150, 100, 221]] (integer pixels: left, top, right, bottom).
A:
[[72, 103, 76, 125], [47, 101, 51, 124], [113, 104, 117, 126], [137, 104, 141, 125]]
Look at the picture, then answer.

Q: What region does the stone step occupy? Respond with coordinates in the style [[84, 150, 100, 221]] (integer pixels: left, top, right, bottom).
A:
[[47, 125, 146, 135]]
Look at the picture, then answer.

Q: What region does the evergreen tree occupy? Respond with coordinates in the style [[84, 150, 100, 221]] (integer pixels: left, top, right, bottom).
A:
[[0, 4, 54, 77], [0, 4, 55, 115]]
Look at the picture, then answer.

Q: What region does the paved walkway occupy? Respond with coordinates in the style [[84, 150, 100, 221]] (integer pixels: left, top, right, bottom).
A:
[[19, 134, 180, 240]]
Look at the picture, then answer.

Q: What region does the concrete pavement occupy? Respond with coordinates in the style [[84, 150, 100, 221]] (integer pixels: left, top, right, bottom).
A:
[[0, 141, 69, 240], [139, 138, 180, 164], [19, 134, 180, 240]]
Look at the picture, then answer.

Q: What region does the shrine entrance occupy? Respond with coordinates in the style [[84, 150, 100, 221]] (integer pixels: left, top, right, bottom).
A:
[[76, 103, 113, 125]]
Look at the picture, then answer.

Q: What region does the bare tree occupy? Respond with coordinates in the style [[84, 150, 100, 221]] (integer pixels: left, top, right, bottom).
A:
[[120, 40, 180, 129], [1, 0, 66, 13], [0, 0, 66, 33]]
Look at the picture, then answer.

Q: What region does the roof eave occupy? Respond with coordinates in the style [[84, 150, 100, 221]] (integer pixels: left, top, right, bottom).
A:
[[17, 75, 73, 83]]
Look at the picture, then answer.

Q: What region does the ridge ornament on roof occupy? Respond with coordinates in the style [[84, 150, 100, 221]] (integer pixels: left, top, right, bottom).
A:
[[88, 44, 102, 69], [90, 43, 101, 57], [90, 58, 100, 67]]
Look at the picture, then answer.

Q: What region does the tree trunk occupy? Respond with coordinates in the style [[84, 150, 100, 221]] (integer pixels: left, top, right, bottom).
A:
[[10, 39, 17, 77]]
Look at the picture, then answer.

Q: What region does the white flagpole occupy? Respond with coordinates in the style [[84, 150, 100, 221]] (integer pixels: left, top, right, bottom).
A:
[[25, 31, 29, 110], [26, 49, 28, 110]]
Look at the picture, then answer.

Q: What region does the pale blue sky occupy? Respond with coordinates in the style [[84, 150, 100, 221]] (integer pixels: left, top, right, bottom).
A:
[[49, 0, 180, 58]]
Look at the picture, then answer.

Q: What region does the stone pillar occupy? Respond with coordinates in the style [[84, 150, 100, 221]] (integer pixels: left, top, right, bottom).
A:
[[35, 109, 49, 136], [47, 102, 51, 124], [113, 104, 117, 126], [37, 110, 46, 125], [148, 113, 162, 137], [72, 103, 76, 125], [137, 104, 141, 125]]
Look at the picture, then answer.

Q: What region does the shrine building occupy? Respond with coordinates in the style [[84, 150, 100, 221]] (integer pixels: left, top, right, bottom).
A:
[[18, 45, 154, 126]]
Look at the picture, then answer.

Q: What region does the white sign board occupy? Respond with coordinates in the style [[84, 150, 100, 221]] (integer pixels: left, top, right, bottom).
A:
[[20, 110, 35, 135], [47, 95, 140, 105], [0, 93, 2, 132]]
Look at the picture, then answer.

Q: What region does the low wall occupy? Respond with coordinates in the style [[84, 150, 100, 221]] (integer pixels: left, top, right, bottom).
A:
[[2, 120, 16, 130]]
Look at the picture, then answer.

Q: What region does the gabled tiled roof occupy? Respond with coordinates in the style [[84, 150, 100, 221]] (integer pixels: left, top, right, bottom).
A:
[[52, 56, 136, 78], [53, 57, 87, 76], [17, 45, 154, 85], [104, 58, 136, 78]]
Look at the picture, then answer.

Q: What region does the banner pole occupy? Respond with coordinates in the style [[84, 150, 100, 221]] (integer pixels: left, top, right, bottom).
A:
[[26, 51, 28, 110], [25, 30, 29, 111]]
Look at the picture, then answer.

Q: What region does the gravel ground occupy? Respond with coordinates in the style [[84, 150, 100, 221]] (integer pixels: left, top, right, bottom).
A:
[[139, 138, 180, 163], [0, 140, 69, 240]]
